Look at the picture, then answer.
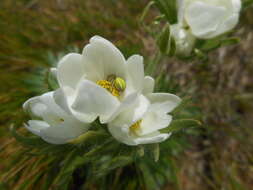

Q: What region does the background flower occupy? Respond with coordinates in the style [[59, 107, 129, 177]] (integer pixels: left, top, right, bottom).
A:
[[180, 0, 241, 39]]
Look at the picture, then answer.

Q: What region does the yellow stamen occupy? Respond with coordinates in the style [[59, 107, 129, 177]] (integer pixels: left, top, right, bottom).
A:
[[129, 120, 142, 135], [96, 80, 120, 97]]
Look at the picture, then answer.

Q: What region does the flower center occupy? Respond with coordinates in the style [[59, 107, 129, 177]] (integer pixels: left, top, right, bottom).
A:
[[129, 120, 142, 135], [96, 75, 126, 97], [96, 80, 120, 97]]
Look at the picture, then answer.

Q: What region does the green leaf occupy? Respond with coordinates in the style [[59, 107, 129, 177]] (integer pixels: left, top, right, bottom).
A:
[[220, 37, 240, 47], [144, 144, 160, 162], [196, 39, 221, 51], [83, 138, 115, 158], [154, 0, 178, 24], [140, 1, 155, 23], [194, 48, 208, 61], [243, 0, 253, 9], [161, 119, 202, 133], [196, 37, 240, 53], [157, 25, 170, 54], [10, 125, 48, 147], [94, 156, 132, 177], [171, 97, 191, 115], [152, 144, 160, 162], [137, 145, 145, 157], [168, 36, 177, 56], [68, 130, 108, 145], [46, 69, 59, 91]]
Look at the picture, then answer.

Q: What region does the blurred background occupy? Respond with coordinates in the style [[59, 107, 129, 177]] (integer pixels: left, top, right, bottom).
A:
[[0, 0, 253, 189]]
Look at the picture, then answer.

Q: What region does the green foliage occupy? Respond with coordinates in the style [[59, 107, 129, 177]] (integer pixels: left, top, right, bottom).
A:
[[243, 0, 253, 9], [1, 0, 252, 190], [153, 0, 178, 24], [157, 24, 177, 56], [161, 119, 202, 133]]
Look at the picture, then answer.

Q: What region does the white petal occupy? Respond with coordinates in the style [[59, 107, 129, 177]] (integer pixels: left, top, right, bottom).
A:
[[23, 96, 47, 118], [146, 93, 181, 113], [108, 119, 171, 146], [171, 24, 196, 55], [57, 53, 84, 89], [231, 0, 241, 12], [39, 92, 67, 119], [26, 120, 50, 136], [142, 76, 155, 94], [110, 94, 150, 126], [100, 92, 138, 123], [82, 36, 126, 82], [185, 2, 226, 38], [125, 55, 144, 94], [108, 123, 137, 146], [71, 80, 120, 123], [177, 0, 185, 24], [53, 88, 72, 115], [137, 114, 172, 136], [209, 14, 239, 38], [39, 121, 88, 144], [134, 132, 171, 145]]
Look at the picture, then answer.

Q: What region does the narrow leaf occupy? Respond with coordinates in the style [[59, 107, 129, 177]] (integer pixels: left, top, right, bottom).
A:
[[154, 0, 177, 24], [157, 25, 170, 54], [161, 119, 202, 133]]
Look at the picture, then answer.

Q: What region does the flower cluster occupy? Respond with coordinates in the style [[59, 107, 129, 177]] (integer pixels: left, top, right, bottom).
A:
[[171, 0, 241, 55], [23, 36, 181, 146]]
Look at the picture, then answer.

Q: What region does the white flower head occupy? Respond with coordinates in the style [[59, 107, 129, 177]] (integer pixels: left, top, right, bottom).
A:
[[23, 90, 89, 144], [55, 36, 154, 124], [170, 24, 196, 56], [108, 93, 181, 146], [178, 0, 241, 39]]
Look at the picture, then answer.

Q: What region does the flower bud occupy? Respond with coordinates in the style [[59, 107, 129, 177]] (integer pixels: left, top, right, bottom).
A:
[[114, 77, 126, 92]]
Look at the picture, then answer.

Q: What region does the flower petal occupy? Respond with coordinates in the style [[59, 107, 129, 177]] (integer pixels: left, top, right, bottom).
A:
[[134, 132, 171, 145], [100, 92, 138, 123], [231, 0, 241, 12], [137, 114, 172, 136], [125, 55, 144, 95], [177, 0, 185, 24], [39, 92, 67, 118], [171, 24, 196, 55], [82, 36, 126, 82], [108, 123, 136, 145], [185, 2, 226, 38], [57, 53, 84, 89], [25, 120, 50, 136], [109, 94, 150, 126], [142, 76, 155, 94], [53, 88, 72, 115], [146, 93, 181, 113], [71, 80, 120, 123], [211, 14, 239, 38], [23, 96, 47, 118], [39, 121, 88, 144]]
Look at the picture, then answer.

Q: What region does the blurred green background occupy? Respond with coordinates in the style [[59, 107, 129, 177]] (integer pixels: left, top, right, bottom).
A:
[[0, 0, 253, 189]]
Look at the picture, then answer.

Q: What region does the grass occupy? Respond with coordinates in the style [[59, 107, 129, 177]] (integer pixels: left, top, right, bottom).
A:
[[0, 0, 253, 189]]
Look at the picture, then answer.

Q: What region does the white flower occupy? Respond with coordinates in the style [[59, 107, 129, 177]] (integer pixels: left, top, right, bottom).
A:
[[170, 24, 196, 56], [23, 91, 89, 144], [178, 0, 241, 39], [54, 36, 154, 124], [108, 92, 181, 146]]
